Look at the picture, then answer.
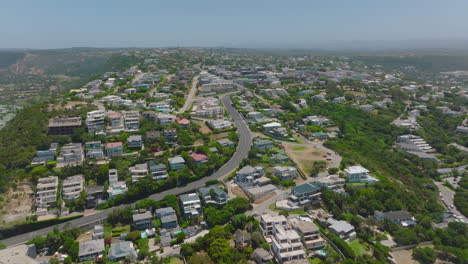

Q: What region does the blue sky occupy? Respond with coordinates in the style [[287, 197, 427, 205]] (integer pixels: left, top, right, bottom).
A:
[[1, 0, 467, 49]]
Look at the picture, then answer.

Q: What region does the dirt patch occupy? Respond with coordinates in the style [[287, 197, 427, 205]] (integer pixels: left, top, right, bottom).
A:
[[231, 186, 249, 200], [391, 250, 417, 264], [193, 120, 212, 134], [0, 183, 34, 224], [210, 132, 230, 141], [254, 192, 276, 204], [283, 142, 328, 175]]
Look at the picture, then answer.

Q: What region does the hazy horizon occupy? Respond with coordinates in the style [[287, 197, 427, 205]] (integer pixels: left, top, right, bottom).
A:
[[2, 0, 468, 50]]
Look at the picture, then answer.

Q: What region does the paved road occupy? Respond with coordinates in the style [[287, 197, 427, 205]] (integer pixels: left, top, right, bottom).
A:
[[178, 74, 199, 114], [434, 182, 467, 227], [0, 95, 252, 248]]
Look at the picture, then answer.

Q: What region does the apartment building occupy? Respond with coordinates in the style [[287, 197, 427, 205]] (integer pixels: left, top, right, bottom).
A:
[[86, 110, 106, 134], [122, 111, 140, 131], [271, 225, 307, 264], [107, 111, 124, 133], [179, 193, 202, 219], [129, 163, 148, 183], [62, 175, 84, 202], [48, 117, 82, 135], [36, 176, 58, 209], [260, 214, 288, 236]]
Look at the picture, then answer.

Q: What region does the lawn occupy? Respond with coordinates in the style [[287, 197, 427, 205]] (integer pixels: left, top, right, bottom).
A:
[[294, 136, 305, 144], [282, 142, 329, 175], [168, 257, 184, 264], [292, 146, 307, 151], [309, 258, 322, 264], [348, 239, 368, 256]]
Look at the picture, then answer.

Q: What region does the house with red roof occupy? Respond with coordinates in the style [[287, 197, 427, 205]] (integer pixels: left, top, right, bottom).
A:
[[176, 118, 190, 128], [189, 153, 209, 165], [106, 142, 123, 158]]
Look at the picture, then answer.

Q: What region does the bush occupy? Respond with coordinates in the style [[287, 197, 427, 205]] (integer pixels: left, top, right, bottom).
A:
[[412, 247, 436, 264]]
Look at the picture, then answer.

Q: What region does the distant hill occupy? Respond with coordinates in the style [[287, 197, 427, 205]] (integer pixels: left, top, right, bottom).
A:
[[0, 51, 25, 69]]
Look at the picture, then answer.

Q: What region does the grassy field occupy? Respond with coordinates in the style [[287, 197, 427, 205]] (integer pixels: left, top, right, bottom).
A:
[[283, 142, 328, 175], [348, 239, 368, 256], [168, 257, 184, 264]]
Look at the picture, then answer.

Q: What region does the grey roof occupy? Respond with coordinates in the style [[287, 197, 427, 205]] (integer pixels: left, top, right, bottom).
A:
[[78, 239, 104, 257], [132, 211, 152, 222], [161, 214, 178, 224], [155, 207, 175, 215], [198, 186, 228, 198], [109, 241, 136, 259], [292, 182, 320, 194], [169, 156, 185, 164], [382, 210, 412, 220], [254, 248, 273, 260], [179, 193, 200, 203]]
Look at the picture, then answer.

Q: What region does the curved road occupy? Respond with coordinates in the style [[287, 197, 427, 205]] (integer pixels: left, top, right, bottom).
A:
[[0, 95, 251, 248]]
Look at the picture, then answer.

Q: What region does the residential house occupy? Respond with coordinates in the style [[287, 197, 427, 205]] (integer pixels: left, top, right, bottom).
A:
[[179, 193, 202, 219], [148, 160, 168, 181], [78, 239, 104, 262], [85, 141, 104, 159], [289, 182, 321, 206], [36, 176, 58, 209], [344, 165, 378, 183], [217, 138, 234, 147], [108, 241, 137, 263], [263, 122, 288, 139], [175, 118, 190, 128], [234, 229, 251, 249], [108, 169, 128, 199], [313, 175, 345, 192], [146, 130, 161, 141], [132, 211, 153, 230], [271, 225, 307, 264], [260, 214, 288, 236], [155, 207, 178, 229], [327, 218, 356, 241], [86, 185, 104, 209], [57, 143, 84, 166], [107, 112, 124, 133], [289, 217, 325, 250], [198, 186, 228, 206], [163, 128, 178, 143], [272, 166, 298, 181], [253, 137, 274, 151], [374, 210, 416, 227], [189, 153, 209, 165], [48, 117, 82, 135], [157, 113, 175, 126], [168, 156, 185, 170], [92, 225, 104, 240], [142, 111, 158, 121], [106, 142, 123, 159], [235, 166, 265, 185], [209, 119, 232, 130], [253, 248, 274, 264], [31, 150, 55, 165], [129, 163, 149, 183], [127, 135, 143, 149], [62, 175, 84, 202]]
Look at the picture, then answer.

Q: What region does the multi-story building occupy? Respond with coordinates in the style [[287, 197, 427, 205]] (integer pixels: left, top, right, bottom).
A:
[[148, 160, 168, 181], [78, 239, 104, 262], [235, 166, 265, 185], [57, 143, 84, 166], [289, 182, 321, 206], [108, 169, 128, 199], [155, 207, 178, 229], [127, 135, 143, 149], [86, 110, 106, 134], [129, 163, 148, 183], [168, 156, 185, 170], [62, 175, 84, 202], [157, 113, 175, 126], [313, 175, 346, 192], [260, 214, 288, 236], [179, 193, 202, 219], [209, 119, 232, 130], [289, 217, 325, 250], [344, 165, 378, 183], [106, 142, 123, 159], [272, 166, 298, 181], [48, 117, 82, 135], [122, 111, 140, 131], [327, 218, 356, 241], [36, 176, 58, 209], [271, 225, 307, 264], [198, 186, 228, 206], [107, 112, 124, 133], [132, 211, 153, 230]]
